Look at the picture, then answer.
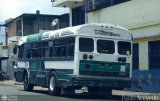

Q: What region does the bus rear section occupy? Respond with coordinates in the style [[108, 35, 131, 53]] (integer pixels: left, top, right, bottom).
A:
[[68, 37, 132, 95], [65, 25, 132, 95]]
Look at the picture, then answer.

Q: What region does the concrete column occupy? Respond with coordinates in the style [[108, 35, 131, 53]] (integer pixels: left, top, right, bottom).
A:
[[139, 41, 149, 70], [69, 8, 72, 27]]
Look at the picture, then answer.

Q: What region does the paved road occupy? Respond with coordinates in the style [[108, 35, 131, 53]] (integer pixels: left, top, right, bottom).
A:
[[0, 85, 121, 101], [0, 81, 159, 101]]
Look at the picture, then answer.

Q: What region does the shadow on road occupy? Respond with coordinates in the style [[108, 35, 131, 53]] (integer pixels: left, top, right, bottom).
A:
[[22, 89, 122, 100], [65, 94, 122, 100]]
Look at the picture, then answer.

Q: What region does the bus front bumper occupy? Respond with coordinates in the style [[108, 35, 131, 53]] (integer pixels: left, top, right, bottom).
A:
[[59, 75, 131, 89]]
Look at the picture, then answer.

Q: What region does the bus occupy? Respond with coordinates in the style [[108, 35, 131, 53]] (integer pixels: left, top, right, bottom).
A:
[[13, 23, 132, 96]]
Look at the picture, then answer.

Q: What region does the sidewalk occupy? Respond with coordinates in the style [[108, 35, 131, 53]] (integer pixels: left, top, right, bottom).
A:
[[0, 80, 47, 91], [0, 80, 23, 87]]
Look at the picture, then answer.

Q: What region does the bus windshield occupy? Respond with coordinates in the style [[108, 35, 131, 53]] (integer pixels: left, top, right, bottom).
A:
[[97, 40, 115, 54], [79, 38, 94, 52], [118, 41, 131, 55]]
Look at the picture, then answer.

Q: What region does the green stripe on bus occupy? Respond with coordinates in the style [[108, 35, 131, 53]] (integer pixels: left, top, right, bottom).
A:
[[79, 60, 130, 73]]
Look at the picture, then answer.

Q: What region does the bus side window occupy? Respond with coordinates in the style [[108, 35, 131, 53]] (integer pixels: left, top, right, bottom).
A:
[[68, 37, 75, 57], [32, 43, 41, 58], [27, 49, 31, 58], [68, 45, 74, 57], [53, 38, 67, 58], [18, 46, 22, 58], [42, 41, 52, 58]]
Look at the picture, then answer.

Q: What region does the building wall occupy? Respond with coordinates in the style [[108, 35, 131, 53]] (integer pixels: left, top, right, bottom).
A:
[[72, 6, 85, 26], [86, 0, 160, 92], [138, 41, 148, 70], [87, 0, 160, 71], [7, 42, 18, 80], [88, 0, 160, 29], [60, 14, 70, 28], [23, 19, 34, 36]]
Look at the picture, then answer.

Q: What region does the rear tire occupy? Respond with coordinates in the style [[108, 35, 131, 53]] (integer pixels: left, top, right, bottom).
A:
[[24, 72, 34, 91], [48, 71, 61, 96]]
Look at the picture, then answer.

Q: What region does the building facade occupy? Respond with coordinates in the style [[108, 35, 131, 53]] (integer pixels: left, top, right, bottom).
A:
[[0, 45, 9, 79], [52, 0, 160, 92], [4, 11, 69, 43], [86, 0, 160, 92], [51, 0, 85, 26], [2, 11, 69, 79]]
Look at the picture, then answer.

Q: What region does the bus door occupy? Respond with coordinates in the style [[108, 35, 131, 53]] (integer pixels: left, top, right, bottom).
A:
[[29, 42, 45, 86]]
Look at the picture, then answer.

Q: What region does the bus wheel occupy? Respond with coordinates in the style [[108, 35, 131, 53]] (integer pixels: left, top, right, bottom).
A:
[[48, 71, 61, 96], [24, 72, 34, 91]]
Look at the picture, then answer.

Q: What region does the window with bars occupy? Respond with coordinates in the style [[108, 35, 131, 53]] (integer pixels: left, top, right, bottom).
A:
[[132, 43, 139, 70], [148, 41, 160, 69], [84, 0, 130, 12]]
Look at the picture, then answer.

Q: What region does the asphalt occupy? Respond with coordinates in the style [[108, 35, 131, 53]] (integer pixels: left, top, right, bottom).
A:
[[0, 80, 160, 101], [0, 80, 160, 96]]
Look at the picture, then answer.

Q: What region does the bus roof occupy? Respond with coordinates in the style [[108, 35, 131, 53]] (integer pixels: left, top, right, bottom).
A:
[[18, 23, 132, 46]]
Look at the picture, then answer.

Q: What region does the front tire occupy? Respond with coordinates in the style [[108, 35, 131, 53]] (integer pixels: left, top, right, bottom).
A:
[[48, 71, 61, 96], [24, 72, 34, 91]]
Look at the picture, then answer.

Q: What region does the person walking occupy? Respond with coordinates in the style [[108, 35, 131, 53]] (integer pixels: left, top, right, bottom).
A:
[[13, 64, 17, 81]]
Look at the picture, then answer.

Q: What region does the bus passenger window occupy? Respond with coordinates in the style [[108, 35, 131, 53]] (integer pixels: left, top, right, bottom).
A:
[[79, 38, 94, 52], [32, 43, 41, 58], [55, 46, 66, 57], [27, 49, 31, 58], [68, 45, 74, 57], [42, 48, 50, 58], [118, 41, 131, 55], [97, 40, 115, 54], [32, 49, 41, 58], [42, 41, 51, 58], [18, 46, 22, 58], [53, 38, 67, 58], [68, 37, 75, 57]]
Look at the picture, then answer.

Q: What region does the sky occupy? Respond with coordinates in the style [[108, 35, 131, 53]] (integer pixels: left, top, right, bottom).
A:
[[0, 0, 69, 42]]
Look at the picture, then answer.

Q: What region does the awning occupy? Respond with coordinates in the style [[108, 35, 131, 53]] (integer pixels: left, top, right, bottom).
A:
[[133, 33, 160, 39]]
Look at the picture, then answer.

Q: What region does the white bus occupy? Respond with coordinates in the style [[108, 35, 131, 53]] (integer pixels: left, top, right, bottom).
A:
[[13, 23, 132, 96]]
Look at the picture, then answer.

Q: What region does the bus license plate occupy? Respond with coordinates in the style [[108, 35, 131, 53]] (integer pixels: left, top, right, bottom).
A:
[[120, 65, 126, 72]]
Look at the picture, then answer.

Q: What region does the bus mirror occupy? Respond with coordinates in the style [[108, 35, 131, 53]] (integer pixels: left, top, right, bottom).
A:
[[13, 45, 17, 54], [126, 51, 130, 55]]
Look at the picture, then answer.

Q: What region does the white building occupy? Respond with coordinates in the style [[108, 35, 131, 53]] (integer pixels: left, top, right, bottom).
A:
[[87, 0, 160, 71], [51, 0, 85, 26], [52, 0, 160, 67], [53, 0, 160, 92]]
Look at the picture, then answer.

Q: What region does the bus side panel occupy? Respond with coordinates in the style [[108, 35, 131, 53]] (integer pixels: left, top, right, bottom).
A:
[[29, 60, 46, 86], [44, 61, 74, 87]]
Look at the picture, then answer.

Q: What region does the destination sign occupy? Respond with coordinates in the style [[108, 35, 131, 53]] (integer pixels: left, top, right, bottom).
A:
[[95, 30, 120, 37]]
